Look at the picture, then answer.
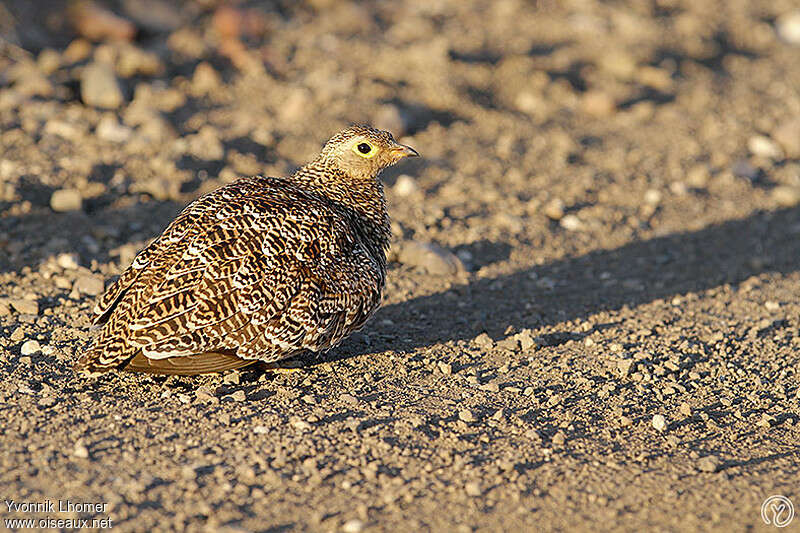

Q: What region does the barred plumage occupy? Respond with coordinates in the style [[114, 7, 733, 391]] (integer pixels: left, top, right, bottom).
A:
[[75, 125, 419, 375]]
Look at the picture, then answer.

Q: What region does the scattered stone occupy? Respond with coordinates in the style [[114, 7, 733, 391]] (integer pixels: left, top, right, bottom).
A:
[[342, 519, 365, 533], [195, 387, 216, 402], [686, 164, 710, 188], [37, 48, 61, 74], [771, 186, 800, 207], [392, 175, 419, 197], [73, 442, 90, 459], [185, 126, 225, 161], [757, 414, 776, 428], [776, 11, 800, 46], [464, 481, 482, 497], [253, 425, 269, 434], [458, 409, 477, 423], [192, 62, 222, 95], [81, 63, 124, 109], [644, 189, 662, 205], [679, 402, 692, 417], [652, 414, 667, 432], [229, 390, 246, 401], [340, 393, 358, 405], [395, 240, 465, 276], [437, 361, 452, 375], [38, 396, 57, 408], [290, 417, 312, 431], [544, 198, 565, 221], [617, 359, 634, 376], [63, 39, 93, 63], [599, 50, 637, 79], [497, 336, 520, 351], [636, 66, 673, 91], [618, 415, 633, 427], [764, 301, 780, 311], [9, 299, 39, 316], [747, 135, 783, 159], [582, 91, 616, 117], [70, 1, 136, 41], [10, 327, 26, 342], [697, 455, 720, 473], [516, 329, 536, 351], [559, 214, 583, 231], [772, 118, 800, 158], [74, 275, 106, 296], [20, 340, 41, 356], [56, 253, 80, 270], [116, 43, 164, 77], [479, 382, 499, 393], [50, 189, 83, 212], [551, 431, 566, 446], [473, 333, 494, 349], [96, 114, 133, 143]]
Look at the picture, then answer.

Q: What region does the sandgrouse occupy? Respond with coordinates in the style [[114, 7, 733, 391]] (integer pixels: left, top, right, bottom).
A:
[[75, 125, 418, 375]]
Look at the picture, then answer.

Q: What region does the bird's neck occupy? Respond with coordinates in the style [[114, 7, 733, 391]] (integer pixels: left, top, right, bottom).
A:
[[291, 160, 391, 252]]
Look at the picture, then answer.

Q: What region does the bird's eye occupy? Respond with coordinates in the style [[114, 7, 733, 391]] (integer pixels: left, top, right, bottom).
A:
[[353, 141, 377, 158]]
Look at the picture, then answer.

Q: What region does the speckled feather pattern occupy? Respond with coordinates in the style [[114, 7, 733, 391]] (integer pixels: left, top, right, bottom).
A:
[[75, 126, 407, 374]]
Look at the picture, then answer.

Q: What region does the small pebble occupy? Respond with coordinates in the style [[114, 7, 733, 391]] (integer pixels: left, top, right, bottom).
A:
[[458, 409, 476, 423], [50, 189, 83, 212], [771, 186, 800, 207], [9, 299, 39, 316], [464, 481, 482, 497], [73, 442, 90, 459], [544, 198, 565, 221], [74, 275, 105, 296], [81, 62, 124, 109], [652, 414, 667, 432], [395, 240, 465, 276], [342, 519, 364, 533], [10, 327, 26, 342], [697, 455, 720, 473], [559, 214, 583, 231], [340, 393, 358, 405], [473, 333, 494, 349], [230, 390, 246, 402], [20, 340, 41, 356], [747, 135, 783, 159], [56, 253, 80, 270], [776, 11, 800, 45], [437, 361, 452, 375], [393, 175, 419, 197]]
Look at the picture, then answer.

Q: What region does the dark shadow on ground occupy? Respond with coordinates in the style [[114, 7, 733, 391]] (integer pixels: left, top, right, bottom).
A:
[[335, 206, 800, 361]]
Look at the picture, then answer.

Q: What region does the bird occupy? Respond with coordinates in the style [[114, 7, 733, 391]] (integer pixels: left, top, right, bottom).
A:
[[75, 125, 418, 375]]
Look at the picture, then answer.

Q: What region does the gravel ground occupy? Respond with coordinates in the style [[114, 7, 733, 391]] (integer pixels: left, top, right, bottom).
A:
[[2, 0, 800, 531]]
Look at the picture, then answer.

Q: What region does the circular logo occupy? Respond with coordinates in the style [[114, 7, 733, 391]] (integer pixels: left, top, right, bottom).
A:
[[762, 495, 795, 528]]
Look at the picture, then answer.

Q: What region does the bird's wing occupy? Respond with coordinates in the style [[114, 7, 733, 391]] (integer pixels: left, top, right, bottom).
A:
[[78, 177, 382, 374]]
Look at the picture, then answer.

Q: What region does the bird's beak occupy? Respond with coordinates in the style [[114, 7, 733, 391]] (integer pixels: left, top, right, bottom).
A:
[[390, 143, 420, 160]]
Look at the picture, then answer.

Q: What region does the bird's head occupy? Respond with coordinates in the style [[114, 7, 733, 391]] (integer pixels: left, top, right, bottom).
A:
[[317, 125, 419, 180]]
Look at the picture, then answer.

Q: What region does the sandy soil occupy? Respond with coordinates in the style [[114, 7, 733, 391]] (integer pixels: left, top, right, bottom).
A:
[[1, 0, 800, 531]]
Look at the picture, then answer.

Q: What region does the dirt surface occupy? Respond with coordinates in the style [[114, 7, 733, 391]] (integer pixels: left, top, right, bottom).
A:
[[2, 0, 800, 531]]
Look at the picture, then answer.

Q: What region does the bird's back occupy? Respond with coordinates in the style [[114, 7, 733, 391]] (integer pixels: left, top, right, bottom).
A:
[[76, 175, 387, 375]]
